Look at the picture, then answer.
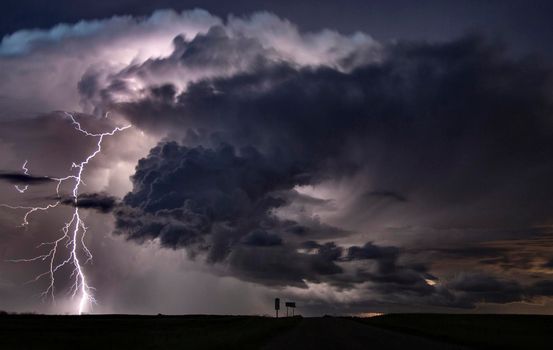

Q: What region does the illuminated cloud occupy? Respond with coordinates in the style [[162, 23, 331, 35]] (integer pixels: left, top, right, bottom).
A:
[[1, 7, 553, 315]]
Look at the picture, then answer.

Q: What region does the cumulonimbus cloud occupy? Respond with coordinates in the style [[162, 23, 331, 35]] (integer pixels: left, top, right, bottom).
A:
[[2, 9, 553, 311]]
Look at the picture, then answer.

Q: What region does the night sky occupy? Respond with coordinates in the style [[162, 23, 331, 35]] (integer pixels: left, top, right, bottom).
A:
[[1, 0, 553, 315]]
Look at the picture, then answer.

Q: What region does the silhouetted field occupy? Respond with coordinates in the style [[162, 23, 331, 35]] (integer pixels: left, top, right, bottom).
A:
[[0, 314, 300, 350], [359, 314, 553, 349], [0, 313, 551, 349]]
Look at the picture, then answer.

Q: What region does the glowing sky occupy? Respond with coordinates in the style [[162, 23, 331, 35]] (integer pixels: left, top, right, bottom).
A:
[[1, 1, 553, 315]]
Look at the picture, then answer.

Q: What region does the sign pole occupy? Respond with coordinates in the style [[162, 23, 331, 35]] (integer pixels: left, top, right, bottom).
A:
[[274, 298, 280, 318]]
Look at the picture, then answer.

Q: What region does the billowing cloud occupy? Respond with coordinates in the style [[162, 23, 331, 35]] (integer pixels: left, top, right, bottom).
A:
[[108, 34, 553, 232], [115, 142, 309, 258], [109, 30, 553, 307], [0, 10, 378, 120], [1, 8, 553, 314]]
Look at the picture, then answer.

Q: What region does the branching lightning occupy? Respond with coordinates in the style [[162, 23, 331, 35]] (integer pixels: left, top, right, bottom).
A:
[[1, 112, 131, 314], [14, 160, 30, 193]]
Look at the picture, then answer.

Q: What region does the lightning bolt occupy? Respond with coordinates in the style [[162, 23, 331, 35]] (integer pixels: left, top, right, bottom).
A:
[[1, 112, 131, 314], [14, 160, 29, 193]]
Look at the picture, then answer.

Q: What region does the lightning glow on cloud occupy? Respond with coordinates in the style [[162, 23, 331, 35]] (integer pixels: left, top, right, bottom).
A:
[[1, 112, 130, 314]]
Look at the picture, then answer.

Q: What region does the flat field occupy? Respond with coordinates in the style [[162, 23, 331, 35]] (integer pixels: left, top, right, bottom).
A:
[[0, 313, 551, 349]]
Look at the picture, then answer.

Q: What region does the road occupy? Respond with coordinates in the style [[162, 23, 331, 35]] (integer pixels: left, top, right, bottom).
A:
[[263, 317, 468, 350]]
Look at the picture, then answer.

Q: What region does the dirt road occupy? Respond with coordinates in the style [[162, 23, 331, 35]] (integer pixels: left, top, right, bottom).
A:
[[263, 317, 468, 349]]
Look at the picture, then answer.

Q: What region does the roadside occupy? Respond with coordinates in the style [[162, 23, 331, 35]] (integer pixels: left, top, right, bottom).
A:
[[263, 316, 468, 349]]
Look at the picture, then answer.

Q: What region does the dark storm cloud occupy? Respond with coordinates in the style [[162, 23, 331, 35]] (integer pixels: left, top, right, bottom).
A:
[[345, 242, 400, 262], [0, 172, 53, 185], [227, 242, 344, 287], [542, 259, 553, 269], [364, 190, 407, 202], [226, 239, 432, 290], [81, 25, 284, 117], [446, 273, 525, 304], [61, 193, 119, 213], [427, 232, 553, 274], [112, 35, 553, 228], [340, 242, 438, 297], [311, 273, 532, 312], [111, 140, 434, 288], [4, 5, 553, 313], [118, 24, 271, 77], [241, 229, 282, 246], [174, 26, 270, 69], [529, 280, 553, 297], [112, 140, 437, 292], [106, 32, 553, 307], [114, 141, 318, 262]]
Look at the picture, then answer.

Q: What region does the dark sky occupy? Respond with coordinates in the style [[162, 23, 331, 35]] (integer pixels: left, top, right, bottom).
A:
[[3, 0, 553, 56], [1, 1, 553, 315]]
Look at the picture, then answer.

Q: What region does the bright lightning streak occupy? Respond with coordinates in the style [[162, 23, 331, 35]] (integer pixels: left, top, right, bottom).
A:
[[1, 112, 131, 315], [14, 160, 29, 193]]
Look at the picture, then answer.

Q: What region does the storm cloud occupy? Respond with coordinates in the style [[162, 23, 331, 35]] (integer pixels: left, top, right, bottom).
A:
[[109, 34, 553, 233], [101, 23, 553, 308], [0, 172, 53, 185], [61, 193, 119, 213], [2, 8, 553, 314]]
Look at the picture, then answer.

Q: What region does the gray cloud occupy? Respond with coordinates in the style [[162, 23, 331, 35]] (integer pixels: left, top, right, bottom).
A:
[[107, 35, 553, 229], [0, 172, 53, 185], [61, 193, 119, 213], [114, 142, 311, 258], [364, 190, 407, 202], [105, 31, 553, 309], [542, 259, 553, 269], [445, 273, 525, 306], [2, 8, 553, 314], [241, 230, 283, 247]]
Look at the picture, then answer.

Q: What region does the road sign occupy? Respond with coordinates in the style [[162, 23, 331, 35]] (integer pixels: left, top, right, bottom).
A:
[[275, 298, 280, 318], [285, 301, 296, 316]]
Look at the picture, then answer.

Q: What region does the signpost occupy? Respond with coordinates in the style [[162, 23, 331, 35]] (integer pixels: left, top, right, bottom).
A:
[[275, 298, 297, 317], [274, 298, 280, 318], [285, 301, 296, 317]]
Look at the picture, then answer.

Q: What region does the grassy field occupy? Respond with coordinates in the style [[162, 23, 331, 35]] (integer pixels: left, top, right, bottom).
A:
[[1, 313, 552, 349], [0, 314, 300, 350], [359, 313, 553, 349]]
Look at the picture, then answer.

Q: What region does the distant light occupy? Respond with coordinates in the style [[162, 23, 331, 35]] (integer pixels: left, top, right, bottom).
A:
[[358, 312, 383, 318], [425, 279, 437, 286]]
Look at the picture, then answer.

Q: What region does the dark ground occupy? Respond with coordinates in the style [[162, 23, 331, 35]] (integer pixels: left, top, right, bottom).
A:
[[0, 313, 551, 349], [360, 314, 553, 349]]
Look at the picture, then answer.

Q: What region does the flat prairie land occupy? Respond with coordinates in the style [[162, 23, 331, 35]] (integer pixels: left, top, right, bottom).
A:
[[0, 313, 551, 349], [358, 313, 553, 349]]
